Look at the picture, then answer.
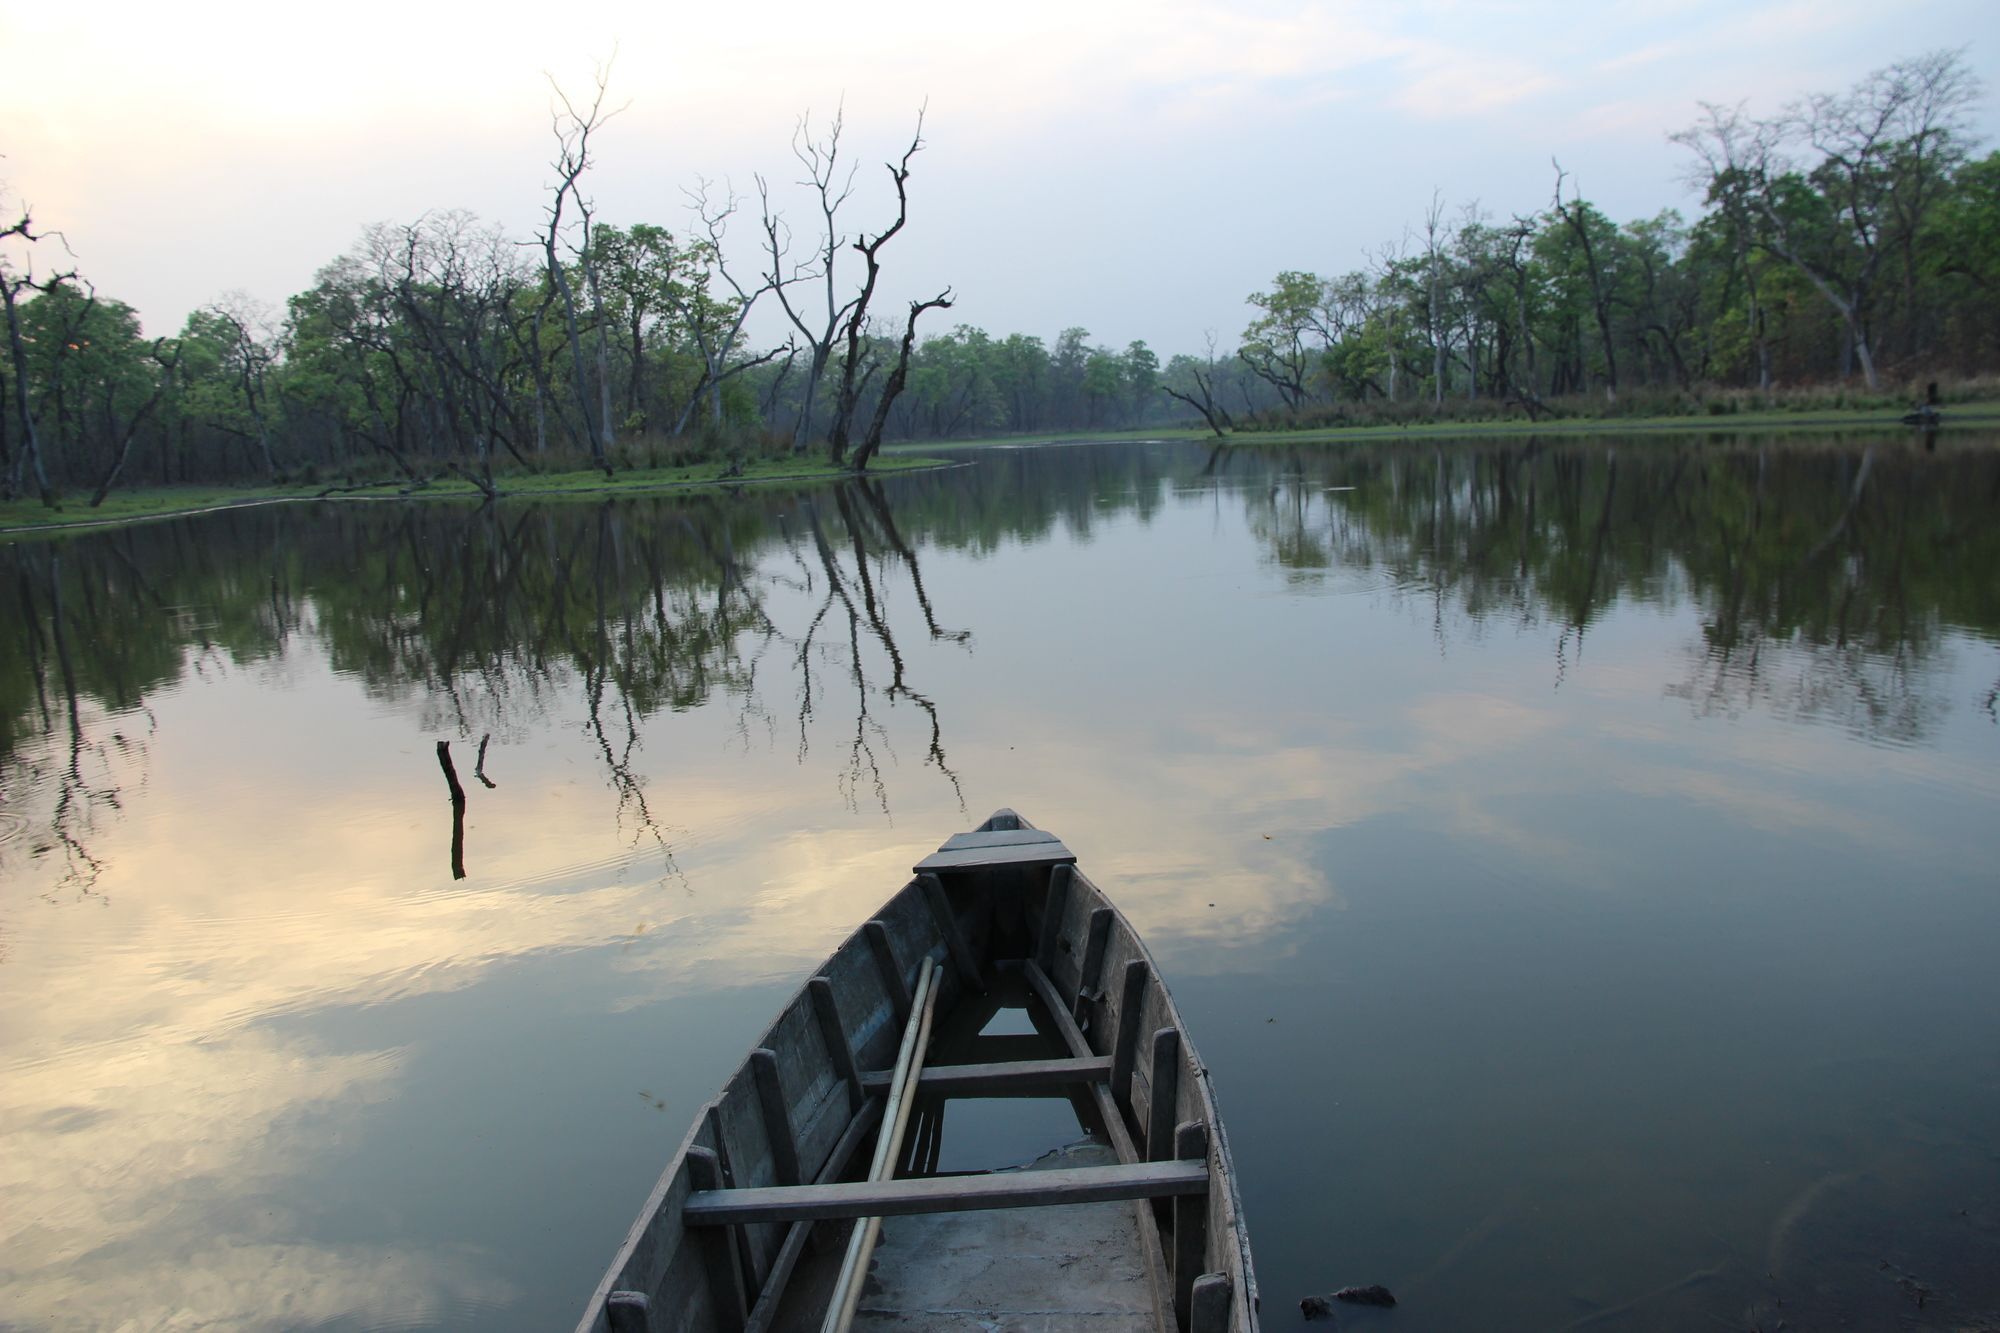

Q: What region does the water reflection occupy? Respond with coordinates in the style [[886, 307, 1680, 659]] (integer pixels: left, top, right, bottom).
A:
[[1238, 437, 2000, 743], [13, 439, 1992, 807], [1, 480, 993, 896], [5, 438, 1996, 977], [1, 436, 1997, 1331]]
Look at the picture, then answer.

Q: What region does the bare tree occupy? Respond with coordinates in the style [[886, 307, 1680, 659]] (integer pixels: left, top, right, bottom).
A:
[[826, 110, 934, 467], [761, 105, 939, 463], [670, 180, 784, 436], [542, 58, 623, 474], [1, 201, 75, 505], [1162, 331, 1235, 436], [850, 288, 954, 471], [760, 106, 859, 454]]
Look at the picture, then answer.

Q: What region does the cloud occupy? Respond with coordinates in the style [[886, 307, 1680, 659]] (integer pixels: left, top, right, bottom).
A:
[[1392, 48, 1560, 118], [12, 0, 1990, 355], [1598, 41, 1686, 74], [0, 663, 711, 1328]]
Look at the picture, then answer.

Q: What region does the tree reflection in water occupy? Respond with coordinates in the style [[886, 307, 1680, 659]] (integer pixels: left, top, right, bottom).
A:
[[2, 546, 160, 901], [1240, 435, 2000, 746], [0, 478, 973, 888], [3, 436, 1997, 889], [792, 486, 967, 813]]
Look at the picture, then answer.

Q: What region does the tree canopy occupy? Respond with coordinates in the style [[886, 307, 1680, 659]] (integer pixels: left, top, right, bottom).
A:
[[1, 50, 1993, 505]]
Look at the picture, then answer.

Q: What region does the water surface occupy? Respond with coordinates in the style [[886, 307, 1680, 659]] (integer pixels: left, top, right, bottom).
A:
[[2, 435, 1997, 1330]]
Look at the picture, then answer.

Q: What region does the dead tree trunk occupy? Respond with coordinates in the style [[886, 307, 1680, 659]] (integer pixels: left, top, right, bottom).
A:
[[543, 62, 621, 475], [1163, 381, 1232, 437], [760, 107, 860, 454], [851, 289, 952, 471], [827, 110, 928, 466], [436, 740, 468, 880], [0, 210, 70, 506], [1, 274, 54, 504]]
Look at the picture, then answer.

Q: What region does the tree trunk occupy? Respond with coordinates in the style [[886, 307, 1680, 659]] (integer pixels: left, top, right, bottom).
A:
[[544, 245, 601, 467], [583, 231, 616, 455], [1, 278, 54, 505], [791, 354, 825, 452], [89, 350, 171, 506], [851, 293, 950, 471]]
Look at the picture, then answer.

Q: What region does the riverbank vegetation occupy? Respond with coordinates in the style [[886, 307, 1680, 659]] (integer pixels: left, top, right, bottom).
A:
[[2, 51, 1995, 510], [0, 71, 954, 511], [1213, 50, 1999, 436], [0, 452, 945, 534]]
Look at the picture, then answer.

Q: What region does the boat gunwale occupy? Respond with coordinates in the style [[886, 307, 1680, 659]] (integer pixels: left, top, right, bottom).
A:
[[573, 811, 1259, 1333], [1037, 854, 1260, 1331]]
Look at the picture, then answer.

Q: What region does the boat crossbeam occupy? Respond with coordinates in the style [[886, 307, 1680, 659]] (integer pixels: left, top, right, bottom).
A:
[[683, 1158, 1209, 1226], [856, 1053, 1112, 1096]]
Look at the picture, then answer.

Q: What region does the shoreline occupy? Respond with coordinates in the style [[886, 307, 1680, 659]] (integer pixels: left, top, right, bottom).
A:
[[0, 456, 955, 538], [12, 400, 1996, 536], [1216, 406, 2000, 446], [891, 401, 2000, 451]]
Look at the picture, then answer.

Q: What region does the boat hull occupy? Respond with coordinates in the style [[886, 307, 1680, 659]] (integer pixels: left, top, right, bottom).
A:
[[576, 812, 1259, 1333]]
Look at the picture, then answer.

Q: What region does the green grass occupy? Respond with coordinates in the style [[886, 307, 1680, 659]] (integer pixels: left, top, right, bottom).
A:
[[898, 399, 2000, 452], [1221, 399, 2000, 445], [0, 454, 948, 535], [887, 426, 1211, 451]]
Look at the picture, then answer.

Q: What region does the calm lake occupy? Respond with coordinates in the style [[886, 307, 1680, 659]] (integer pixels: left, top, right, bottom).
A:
[[3, 434, 1998, 1331]]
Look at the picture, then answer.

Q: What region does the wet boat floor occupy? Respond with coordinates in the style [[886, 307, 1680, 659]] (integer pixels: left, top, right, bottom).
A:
[[776, 1140, 1158, 1332]]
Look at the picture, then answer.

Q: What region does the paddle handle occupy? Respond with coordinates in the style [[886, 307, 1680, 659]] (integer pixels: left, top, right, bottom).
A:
[[822, 955, 941, 1333]]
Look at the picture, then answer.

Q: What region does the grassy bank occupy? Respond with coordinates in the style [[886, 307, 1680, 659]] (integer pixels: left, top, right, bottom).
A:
[[1221, 398, 2000, 445], [895, 398, 2000, 453], [885, 427, 1209, 451], [1220, 376, 2000, 443], [0, 454, 948, 536]]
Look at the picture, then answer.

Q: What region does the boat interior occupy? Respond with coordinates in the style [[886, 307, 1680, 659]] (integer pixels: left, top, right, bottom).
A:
[[579, 811, 1258, 1333]]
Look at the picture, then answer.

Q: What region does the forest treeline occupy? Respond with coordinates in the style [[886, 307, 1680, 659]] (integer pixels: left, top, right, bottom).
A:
[[1, 49, 1995, 507], [1220, 49, 1999, 434]]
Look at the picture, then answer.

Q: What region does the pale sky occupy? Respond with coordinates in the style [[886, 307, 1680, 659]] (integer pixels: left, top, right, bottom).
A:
[[3, 0, 1995, 355]]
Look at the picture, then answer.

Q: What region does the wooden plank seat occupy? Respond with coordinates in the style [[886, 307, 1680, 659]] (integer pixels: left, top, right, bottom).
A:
[[683, 1158, 1209, 1225], [856, 1053, 1112, 1095]]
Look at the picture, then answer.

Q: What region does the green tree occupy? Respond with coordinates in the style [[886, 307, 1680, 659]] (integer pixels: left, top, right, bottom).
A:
[[1238, 270, 1327, 407], [1121, 340, 1159, 423]]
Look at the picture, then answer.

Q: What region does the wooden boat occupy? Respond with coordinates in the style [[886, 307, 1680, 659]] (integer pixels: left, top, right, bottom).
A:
[[576, 810, 1260, 1333]]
